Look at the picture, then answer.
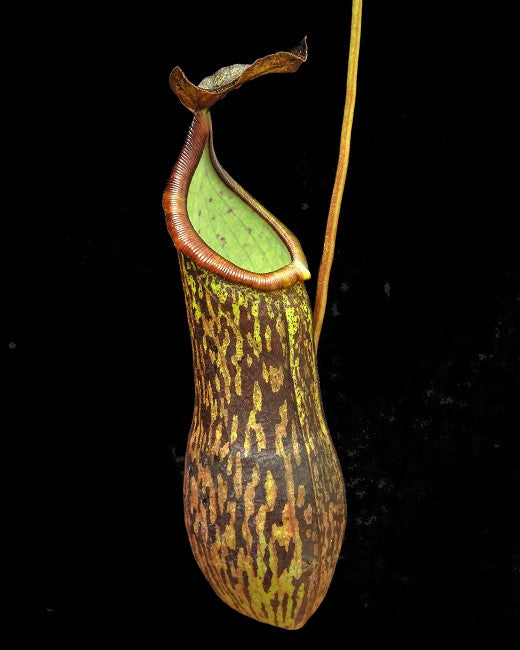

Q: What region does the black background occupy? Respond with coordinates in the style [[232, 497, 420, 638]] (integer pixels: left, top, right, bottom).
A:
[[6, 2, 516, 646]]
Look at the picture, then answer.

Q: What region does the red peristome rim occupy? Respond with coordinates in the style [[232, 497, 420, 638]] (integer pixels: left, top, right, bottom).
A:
[[162, 110, 310, 291]]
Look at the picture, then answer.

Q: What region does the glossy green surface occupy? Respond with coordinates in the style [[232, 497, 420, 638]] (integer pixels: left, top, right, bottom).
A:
[[187, 144, 291, 273]]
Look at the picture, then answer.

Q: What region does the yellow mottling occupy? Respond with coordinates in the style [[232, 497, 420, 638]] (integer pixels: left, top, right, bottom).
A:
[[275, 312, 285, 345], [189, 475, 199, 514], [216, 328, 232, 403], [235, 289, 247, 311], [236, 547, 265, 622], [265, 324, 272, 351], [284, 299, 306, 424], [211, 422, 222, 456], [242, 464, 260, 553], [211, 278, 228, 303], [296, 484, 306, 508], [251, 301, 261, 345], [280, 450, 303, 581], [272, 504, 292, 551], [204, 286, 216, 323], [226, 452, 233, 475], [234, 366, 242, 396], [230, 413, 238, 443], [291, 583, 306, 626], [186, 274, 201, 322], [217, 473, 227, 514], [291, 420, 302, 465], [244, 426, 251, 457], [265, 470, 277, 510], [208, 381, 218, 424], [196, 502, 208, 542], [219, 441, 230, 460], [232, 302, 240, 325], [275, 401, 288, 456], [180, 259, 346, 630], [245, 381, 266, 454], [201, 466, 217, 526], [255, 505, 267, 558], [256, 504, 266, 535], [285, 306, 299, 342], [224, 501, 236, 550], [272, 567, 297, 627], [230, 319, 244, 397], [268, 365, 284, 392], [294, 386, 305, 419], [218, 397, 228, 428], [245, 300, 262, 357], [253, 381, 262, 411], [233, 453, 242, 498], [234, 328, 243, 357]]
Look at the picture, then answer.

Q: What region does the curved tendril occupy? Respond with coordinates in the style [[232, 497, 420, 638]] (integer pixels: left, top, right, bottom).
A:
[[313, 0, 363, 350]]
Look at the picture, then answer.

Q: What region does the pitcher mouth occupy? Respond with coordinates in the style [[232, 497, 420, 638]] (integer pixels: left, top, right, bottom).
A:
[[162, 110, 310, 291]]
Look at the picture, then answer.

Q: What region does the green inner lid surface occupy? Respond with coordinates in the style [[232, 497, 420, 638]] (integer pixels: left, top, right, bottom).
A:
[[187, 144, 292, 273]]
